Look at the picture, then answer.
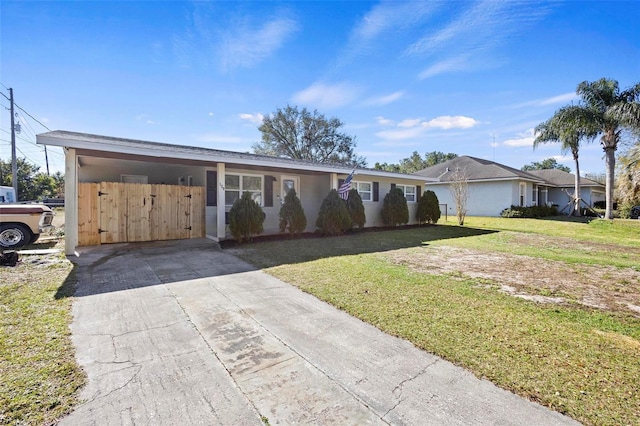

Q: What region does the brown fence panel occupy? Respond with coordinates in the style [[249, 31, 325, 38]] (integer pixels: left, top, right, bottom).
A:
[[78, 183, 100, 246], [190, 186, 205, 238], [79, 182, 205, 246]]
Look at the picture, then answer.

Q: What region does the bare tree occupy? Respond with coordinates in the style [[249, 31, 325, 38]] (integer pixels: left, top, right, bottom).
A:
[[449, 168, 469, 225]]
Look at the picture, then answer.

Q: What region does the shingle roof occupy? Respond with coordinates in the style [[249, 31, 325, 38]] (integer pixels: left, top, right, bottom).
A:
[[37, 130, 430, 181], [414, 156, 543, 183], [526, 169, 604, 187]]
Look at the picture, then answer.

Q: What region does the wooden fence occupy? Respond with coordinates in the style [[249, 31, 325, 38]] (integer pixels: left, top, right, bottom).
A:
[[78, 182, 205, 246]]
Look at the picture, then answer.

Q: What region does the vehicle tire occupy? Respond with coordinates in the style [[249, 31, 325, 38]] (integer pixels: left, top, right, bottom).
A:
[[0, 224, 32, 249], [29, 232, 41, 244]]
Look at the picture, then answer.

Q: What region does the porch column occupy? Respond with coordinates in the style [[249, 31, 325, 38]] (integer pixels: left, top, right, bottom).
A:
[[330, 173, 338, 191], [65, 148, 78, 256], [216, 163, 226, 240]]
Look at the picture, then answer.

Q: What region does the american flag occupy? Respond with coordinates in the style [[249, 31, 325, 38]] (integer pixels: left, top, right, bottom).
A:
[[338, 170, 355, 200]]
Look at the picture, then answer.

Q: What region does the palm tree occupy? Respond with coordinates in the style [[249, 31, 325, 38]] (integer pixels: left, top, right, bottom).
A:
[[534, 106, 598, 216], [575, 79, 640, 219]]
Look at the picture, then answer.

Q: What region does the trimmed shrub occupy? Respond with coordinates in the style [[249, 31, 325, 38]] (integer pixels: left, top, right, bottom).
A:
[[500, 205, 558, 218], [316, 189, 352, 235], [382, 187, 409, 226], [229, 192, 265, 242], [416, 190, 441, 224], [279, 189, 307, 234], [346, 188, 366, 230]]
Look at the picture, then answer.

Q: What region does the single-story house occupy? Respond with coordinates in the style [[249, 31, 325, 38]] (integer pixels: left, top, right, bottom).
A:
[[36, 131, 433, 255], [414, 156, 605, 217], [525, 169, 605, 212]]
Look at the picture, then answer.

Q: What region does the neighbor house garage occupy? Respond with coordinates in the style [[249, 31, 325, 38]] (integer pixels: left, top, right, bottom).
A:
[[37, 131, 433, 255]]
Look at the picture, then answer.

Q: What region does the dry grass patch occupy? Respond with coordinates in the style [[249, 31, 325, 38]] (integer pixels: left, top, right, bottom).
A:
[[0, 234, 85, 425]]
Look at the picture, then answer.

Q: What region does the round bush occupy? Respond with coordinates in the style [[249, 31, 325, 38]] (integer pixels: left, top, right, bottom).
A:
[[229, 192, 265, 242], [316, 189, 352, 235]]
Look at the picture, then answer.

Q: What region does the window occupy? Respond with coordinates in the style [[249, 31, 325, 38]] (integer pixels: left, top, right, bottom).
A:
[[281, 176, 300, 200], [396, 184, 416, 202], [225, 174, 263, 206], [353, 181, 372, 201]]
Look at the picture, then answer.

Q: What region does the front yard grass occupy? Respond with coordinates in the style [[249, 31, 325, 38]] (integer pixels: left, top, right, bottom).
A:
[[230, 217, 640, 426], [0, 239, 85, 425]]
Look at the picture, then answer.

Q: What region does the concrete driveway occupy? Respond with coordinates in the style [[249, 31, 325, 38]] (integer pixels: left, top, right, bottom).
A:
[[61, 238, 579, 425]]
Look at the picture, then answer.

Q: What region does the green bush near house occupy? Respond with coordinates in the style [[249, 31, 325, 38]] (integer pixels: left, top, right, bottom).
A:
[[382, 187, 409, 226], [346, 188, 366, 230], [500, 205, 558, 218], [229, 191, 265, 242], [279, 189, 307, 234], [416, 190, 441, 224], [316, 189, 352, 235]]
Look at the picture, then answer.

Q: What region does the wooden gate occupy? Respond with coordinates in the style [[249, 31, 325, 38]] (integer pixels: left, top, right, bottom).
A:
[[77, 182, 205, 246]]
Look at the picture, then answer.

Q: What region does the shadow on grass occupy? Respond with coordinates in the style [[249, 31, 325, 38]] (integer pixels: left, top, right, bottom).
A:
[[54, 263, 78, 299], [224, 224, 498, 269]]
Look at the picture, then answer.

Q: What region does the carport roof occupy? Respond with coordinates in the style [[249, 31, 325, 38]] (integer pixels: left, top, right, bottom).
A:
[[37, 130, 433, 182]]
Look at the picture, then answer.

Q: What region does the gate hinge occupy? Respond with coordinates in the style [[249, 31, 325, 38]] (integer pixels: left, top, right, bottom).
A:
[[98, 191, 109, 196], [185, 226, 192, 230], [98, 228, 107, 233], [184, 194, 192, 199]]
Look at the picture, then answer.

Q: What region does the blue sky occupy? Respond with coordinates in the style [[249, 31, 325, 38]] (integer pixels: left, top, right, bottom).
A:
[[1, 1, 638, 176]]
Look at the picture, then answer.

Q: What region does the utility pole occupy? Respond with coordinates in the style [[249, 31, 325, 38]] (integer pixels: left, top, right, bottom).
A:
[[9, 88, 18, 200]]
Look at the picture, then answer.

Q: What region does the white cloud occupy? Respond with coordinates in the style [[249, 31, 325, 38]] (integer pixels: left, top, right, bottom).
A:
[[375, 116, 394, 126], [239, 113, 264, 125], [510, 92, 579, 109], [551, 155, 572, 163], [502, 129, 536, 147], [208, 112, 214, 117], [419, 56, 469, 79], [398, 118, 422, 128], [375, 126, 425, 141], [292, 82, 360, 109], [503, 137, 534, 147], [219, 16, 299, 71], [422, 115, 479, 129], [363, 91, 404, 106]]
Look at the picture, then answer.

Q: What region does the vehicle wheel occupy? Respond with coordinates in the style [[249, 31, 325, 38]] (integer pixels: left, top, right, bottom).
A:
[[29, 232, 41, 244], [0, 224, 32, 249]]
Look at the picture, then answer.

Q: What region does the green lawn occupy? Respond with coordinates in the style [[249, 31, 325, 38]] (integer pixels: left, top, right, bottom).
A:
[[0, 240, 85, 425], [230, 217, 640, 426]]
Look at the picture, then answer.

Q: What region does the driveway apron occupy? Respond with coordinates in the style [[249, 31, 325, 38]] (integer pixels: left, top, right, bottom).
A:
[[61, 239, 579, 425]]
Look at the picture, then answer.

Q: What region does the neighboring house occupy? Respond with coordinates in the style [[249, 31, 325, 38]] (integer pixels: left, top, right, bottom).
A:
[[526, 169, 605, 213], [36, 131, 432, 255], [414, 156, 605, 217]]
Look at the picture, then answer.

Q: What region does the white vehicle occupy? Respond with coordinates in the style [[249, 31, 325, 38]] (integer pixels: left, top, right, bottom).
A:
[[0, 186, 16, 203]]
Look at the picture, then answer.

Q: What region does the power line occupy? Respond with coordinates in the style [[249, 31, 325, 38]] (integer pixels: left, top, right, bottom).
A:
[[14, 103, 51, 131]]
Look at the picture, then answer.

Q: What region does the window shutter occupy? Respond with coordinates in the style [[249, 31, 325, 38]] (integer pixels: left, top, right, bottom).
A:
[[264, 175, 274, 207], [338, 179, 345, 189], [373, 182, 379, 201], [416, 185, 422, 202], [206, 171, 217, 206], [390, 183, 396, 190]]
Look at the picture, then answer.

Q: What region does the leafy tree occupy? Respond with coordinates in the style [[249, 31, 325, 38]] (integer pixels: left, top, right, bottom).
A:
[[345, 188, 366, 229], [254, 105, 366, 167], [228, 192, 265, 242], [381, 187, 409, 226], [574, 78, 640, 219], [0, 158, 59, 201], [374, 151, 457, 174], [279, 189, 307, 234], [316, 189, 352, 235], [616, 143, 640, 216], [416, 190, 441, 224], [521, 157, 571, 173], [533, 106, 599, 216], [449, 169, 469, 225]]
